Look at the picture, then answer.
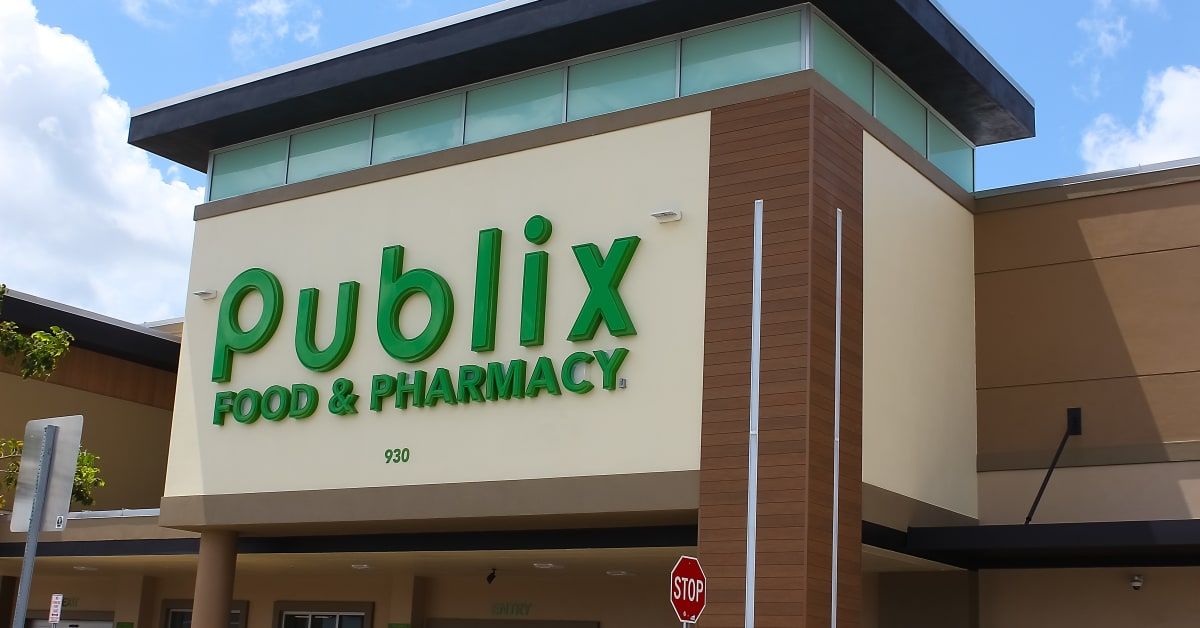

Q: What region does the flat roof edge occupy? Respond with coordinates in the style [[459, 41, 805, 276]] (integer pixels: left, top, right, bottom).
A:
[[1, 290, 180, 372], [129, 0, 1034, 171], [976, 156, 1200, 212]]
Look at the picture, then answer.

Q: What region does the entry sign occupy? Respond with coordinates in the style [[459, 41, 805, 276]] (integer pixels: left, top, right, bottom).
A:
[[669, 555, 706, 623], [48, 593, 63, 623]]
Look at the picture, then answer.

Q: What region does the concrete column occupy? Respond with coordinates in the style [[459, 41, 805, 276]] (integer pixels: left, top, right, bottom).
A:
[[192, 531, 238, 628], [387, 575, 428, 628]]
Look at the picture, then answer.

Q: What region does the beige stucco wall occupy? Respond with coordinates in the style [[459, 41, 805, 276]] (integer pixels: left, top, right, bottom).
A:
[[980, 567, 1200, 627], [0, 373, 171, 510], [168, 113, 711, 497], [980, 460, 1200, 524], [861, 131, 978, 518]]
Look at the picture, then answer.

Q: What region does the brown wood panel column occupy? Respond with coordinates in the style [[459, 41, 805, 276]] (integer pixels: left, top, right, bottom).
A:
[[697, 88, 863, 628], [192, 530, 238, 628], [807, 92, 864, 628]]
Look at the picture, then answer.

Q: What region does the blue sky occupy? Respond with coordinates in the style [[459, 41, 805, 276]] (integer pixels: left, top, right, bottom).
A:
[[34, 0, 1200, 189], [1, 0, 1197, 321]]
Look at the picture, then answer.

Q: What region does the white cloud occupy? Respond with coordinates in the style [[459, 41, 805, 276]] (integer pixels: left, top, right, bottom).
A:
[[0, 0, 202, 323], [229, 0, 322, 62], [1129, 0, 1163, 13], [1081, 65, 1200, 172], [1076, 12, 1130, 59]]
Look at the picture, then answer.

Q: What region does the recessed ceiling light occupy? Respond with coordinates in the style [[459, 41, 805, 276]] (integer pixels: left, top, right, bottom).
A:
[[72, 566, 98, 572], [606, 569, 631, 577], [350, 564, 370, 570], [532, 562, 562, 570]]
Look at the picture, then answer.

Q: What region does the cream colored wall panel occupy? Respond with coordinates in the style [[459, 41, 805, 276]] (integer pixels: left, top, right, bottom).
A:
[[979, 460, 1200, 524], [168, 113, 711, 497], [861, 131, 978, 518]]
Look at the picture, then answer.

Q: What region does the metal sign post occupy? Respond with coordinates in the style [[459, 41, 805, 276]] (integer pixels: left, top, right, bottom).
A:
[[12, 424, 58, 628], [10, 415, 83, 628]]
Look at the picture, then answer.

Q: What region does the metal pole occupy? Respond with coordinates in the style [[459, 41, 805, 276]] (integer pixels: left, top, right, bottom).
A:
[[13, 424, 58, 628], [831, 209, 844, 628], [744, 199, 764, 628]]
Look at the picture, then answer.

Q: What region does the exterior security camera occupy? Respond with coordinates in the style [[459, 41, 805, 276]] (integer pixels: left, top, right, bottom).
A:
[[1131, 575, 1144, 591]]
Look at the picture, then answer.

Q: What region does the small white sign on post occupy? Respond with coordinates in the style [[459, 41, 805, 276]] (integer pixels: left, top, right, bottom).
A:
[[48, 593, 63, 624]]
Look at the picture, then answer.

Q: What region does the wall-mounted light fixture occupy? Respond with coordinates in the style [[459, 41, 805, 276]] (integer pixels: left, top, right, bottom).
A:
[[651, 209, 682, 223], [192, 289, 218, 300]]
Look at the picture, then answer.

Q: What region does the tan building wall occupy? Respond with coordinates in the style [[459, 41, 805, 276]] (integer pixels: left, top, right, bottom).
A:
[[979, 567, 1200, 628], [861, 132, 978, 520], [979, 459, 1200, 524], [169, 113, 712, 500], [0, 371, 171, 510], [976, 177, 1200, 523], [25, 569, 678, 628]]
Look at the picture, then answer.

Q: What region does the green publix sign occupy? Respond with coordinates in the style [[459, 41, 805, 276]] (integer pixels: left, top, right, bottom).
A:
[[210, 215, 641, 426]]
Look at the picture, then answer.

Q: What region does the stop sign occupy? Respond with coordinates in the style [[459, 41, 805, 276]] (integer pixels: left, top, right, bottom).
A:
[[669, 555, 707, 622]]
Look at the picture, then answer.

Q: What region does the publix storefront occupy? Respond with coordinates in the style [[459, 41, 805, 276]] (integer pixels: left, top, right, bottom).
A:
[[19, 0, 1190, 627]]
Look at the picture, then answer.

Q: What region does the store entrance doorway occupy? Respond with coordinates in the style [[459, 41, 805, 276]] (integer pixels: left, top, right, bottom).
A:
[[30, 621, 112, 628], [426, 621, 599, 628]]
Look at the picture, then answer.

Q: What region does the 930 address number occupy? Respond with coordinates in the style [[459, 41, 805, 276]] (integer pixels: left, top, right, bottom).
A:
[[384, 448, 411, 464]]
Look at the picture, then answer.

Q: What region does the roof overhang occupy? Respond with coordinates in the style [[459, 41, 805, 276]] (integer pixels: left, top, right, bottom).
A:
[[1, 290, 181, 373], [867, 519, 1200, 570], [129, 0, 1034, 172]]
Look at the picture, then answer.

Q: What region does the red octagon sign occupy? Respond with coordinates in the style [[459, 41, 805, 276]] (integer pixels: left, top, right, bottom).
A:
[[669, 555, 707, 623]]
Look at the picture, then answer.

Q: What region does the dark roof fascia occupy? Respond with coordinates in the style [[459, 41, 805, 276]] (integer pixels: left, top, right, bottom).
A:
[[1, 290, 181, 373], [897, 519, 1200, 569], [0, 524, 696, 557], [128, 0, 1033, 172], [814, 0, 1034, 145]]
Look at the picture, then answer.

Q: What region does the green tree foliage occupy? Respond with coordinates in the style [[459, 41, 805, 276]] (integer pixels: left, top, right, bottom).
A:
[[0, 285, 74, 379], [0, 284, 105, 508]]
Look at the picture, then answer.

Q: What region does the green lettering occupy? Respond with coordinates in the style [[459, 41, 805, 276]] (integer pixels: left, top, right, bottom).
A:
[[525, 355, 561, 397], [486, 360, 527, 401], [567, 237, 640, 341], [560, 351, 595, 394], [370, 374, 397, 411], [377, 245, 454, 362], [295, 281, 359, 372], [213, 391, 235, 426], [396, 370, 428, 409], [261, 385, 290, 421], [425, 367, 458, 406], [289, 384, 318, 419], [457, 364, 486, 403], [212, 267, 283, 383], [594, 348, 629, 390], [471, 228, 502, 352], [285, 384, 314, 417], [521, 216, 552, 347], [232, 388, 261, 424]]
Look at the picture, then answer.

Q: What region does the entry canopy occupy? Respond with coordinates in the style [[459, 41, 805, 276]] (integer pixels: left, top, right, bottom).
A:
[[868, 520, 1200, 569], [129, 0, 1035, 172]]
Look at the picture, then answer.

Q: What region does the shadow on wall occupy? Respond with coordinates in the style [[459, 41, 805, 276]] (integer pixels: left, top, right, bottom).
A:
[[974, 179, 1200, 524]]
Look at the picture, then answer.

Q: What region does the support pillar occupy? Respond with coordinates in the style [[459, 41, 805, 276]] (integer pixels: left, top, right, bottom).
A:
[[192, 531, 238, 628]]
